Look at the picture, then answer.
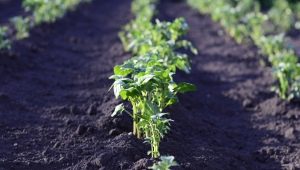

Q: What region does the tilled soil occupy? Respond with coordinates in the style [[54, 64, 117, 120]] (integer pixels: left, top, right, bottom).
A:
[[0, 0, 299, 170], [158, 0, 300, 170], [0, 0, 22, 24]]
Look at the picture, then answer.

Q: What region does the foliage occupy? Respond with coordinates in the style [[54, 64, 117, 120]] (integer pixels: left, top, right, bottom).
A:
[[10, 16, 31, 39], [0, 26, 11, 50], [22, 0, 90, 24], [149, 156, 178, 170], [0, 0, 91, 50], [268, 0, 293, 32], [111, 0, 197, 158]]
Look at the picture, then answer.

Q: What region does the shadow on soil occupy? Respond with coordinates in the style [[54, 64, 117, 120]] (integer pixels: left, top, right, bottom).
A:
[[157, 0, 284, 169]]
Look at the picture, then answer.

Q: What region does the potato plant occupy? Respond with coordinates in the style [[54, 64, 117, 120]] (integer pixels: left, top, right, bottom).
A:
[[0, 26, 10, 50], [22, 0, 91, 24], [111, 0, 197, 159], [188, 0, 300, 101], [0, 0, 91, 50], [10, 16, 31, 40], [267, 0, 293, 32]]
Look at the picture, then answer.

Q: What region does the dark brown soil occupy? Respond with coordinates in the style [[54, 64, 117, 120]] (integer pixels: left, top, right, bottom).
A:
[[158, 0, 300, 170], [0, 0, 22, 24], [0, 0, 299, 170]]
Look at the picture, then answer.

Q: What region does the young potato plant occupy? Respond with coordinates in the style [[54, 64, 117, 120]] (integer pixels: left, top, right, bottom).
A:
[[110, 52, 196, 157], [131, 0, 157, 19], [188, 0, 300, 101], [112, 0, 197, 158], [292, 3, 300, 29], [22, 0, 91, 24], [10, 16, 31, 40], [149, 156, 178, 170], [271, 51, 300, 100], [120, 17, 197, 68], [0, 26, 11, 50], [255, 34, 300, 99], [268, 0, 293, 33], [0, 0, 91, 50], [243, 12, 267, 45]]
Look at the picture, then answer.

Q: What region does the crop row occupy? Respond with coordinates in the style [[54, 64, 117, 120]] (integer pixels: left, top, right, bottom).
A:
[[188, 0, 300, 101], [109, 0, 197, 168], [0, 0, 91, 50]]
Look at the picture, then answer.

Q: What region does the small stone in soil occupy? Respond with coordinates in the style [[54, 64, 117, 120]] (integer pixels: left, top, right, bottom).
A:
[[76, 125, 87, 135], [242, 99, 254, 108], [92, 153, 113, 167], [70, 105, 81, 115], [119, 161, 130, 169], [91, 158, 101, 167], [87, 103, 97, 115], [87, 126, 95, 133], [43, 158, 48, 163], [58, 105, 69, 114], [53, 142, 60, 148], [109, 129, 121, 136], [42, 148, 49, 156], [58, 156, 64, 162], [65, 119, 72, 125], [287, 114, 299, 120], [284, 127, 296, 140], [133, 158, 152, 169]]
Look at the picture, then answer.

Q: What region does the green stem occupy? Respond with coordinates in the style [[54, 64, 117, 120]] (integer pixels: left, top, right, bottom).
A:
[[150, 123, 159, 158], [132, 103, 138, 137]]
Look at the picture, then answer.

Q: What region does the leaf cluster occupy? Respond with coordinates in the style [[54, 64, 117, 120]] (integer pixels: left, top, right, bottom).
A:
[[0, 26, 11, 50], [22, 0, 91, 24], [10, 16, 31, 40]]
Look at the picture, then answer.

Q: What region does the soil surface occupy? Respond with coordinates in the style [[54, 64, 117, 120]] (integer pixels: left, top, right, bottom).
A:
[[0, 0, 299, 170], [0, 0, 22, 24]]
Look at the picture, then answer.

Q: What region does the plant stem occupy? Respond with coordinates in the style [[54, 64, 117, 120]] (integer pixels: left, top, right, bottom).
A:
[[132, 103, 137, 137]]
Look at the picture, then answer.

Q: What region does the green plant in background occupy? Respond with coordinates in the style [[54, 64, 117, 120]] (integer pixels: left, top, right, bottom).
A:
[[22, 0, 90, 24], [258, 34, 286, 58], [290, 78, 300, 100], [131, 0, 157, 19], [0, 0, 92, 50], [187, 0, 300, 102], [10, 16, 31, 39], [268, 0, 293, 32], [0, 26, 11, 50], [256, 34, 300, 99], [271, 52, 300, 99], [243, 12, 267, 45], [292, 2, 300, 29], [149, 156, 178, 170]]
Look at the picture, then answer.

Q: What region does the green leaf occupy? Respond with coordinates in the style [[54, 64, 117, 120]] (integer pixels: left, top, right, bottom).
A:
[[113, 80, 123, 98], [119, 90, 128, 100], [175, 82, 196, 94], [114, 65, 132, 76], [111, 103, 125, 117], [166, 97, 178, 106], [137, 74, 155, 85]]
